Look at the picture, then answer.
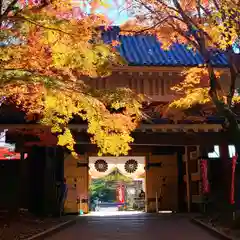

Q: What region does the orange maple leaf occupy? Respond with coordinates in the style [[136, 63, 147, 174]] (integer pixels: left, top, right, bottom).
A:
[[111, 40, 120, 47]]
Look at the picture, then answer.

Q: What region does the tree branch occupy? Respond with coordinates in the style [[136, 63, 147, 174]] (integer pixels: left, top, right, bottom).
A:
[[212, 0, 220, 11], [15, 14, 76, 37], [121, 16, 172, 34], [154, 0, 179, 13], [227, 48, 239, 106], [169, 22, 199, 50], [0, 0, 18, 23], [172, 0, 218, 49], [196, 0, 202, 24], [30, 0, 51, 12], [0, 0, 2, 16]]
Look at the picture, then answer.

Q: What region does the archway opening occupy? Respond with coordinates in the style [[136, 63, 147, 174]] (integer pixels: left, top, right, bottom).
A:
[[88, 156, 146, 215]]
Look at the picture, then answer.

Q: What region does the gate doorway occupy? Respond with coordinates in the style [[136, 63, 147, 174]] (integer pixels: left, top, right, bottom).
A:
[[88, 156, 146, 215], [64, 153, 180, 215]]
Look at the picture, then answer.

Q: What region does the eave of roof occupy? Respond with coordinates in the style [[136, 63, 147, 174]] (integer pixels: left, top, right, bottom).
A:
[[101, 26, 229, 67]]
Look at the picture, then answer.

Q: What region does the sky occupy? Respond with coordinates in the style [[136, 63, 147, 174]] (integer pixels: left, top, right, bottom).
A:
[[99, 0, 131, 25], [76, 0, 131, 25], [102, 7, 130, 25]]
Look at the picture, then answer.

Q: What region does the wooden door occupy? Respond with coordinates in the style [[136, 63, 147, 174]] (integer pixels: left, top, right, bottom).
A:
[[64, 154, 89, 214], [146, 154, 178, 212]]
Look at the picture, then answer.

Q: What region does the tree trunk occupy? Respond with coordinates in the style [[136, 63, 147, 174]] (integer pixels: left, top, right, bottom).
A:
[[234, 143, 240, 212], [219, 144, 231, 210], [206, 64, 240, 222]]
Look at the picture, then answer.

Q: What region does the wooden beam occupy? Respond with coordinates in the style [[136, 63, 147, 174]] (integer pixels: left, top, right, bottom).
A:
[[2, 123, 229, 148], [0, 124, 49, 130], [131, 132, 226, 146], [112, 66, 230, 74], [0, 123, 226, 133], [72, 131, 225, 146], [70, 123, 224, 133], [139, 124, 222, 132]]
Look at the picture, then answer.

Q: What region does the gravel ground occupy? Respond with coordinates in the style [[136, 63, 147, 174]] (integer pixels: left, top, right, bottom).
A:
[[0, 212, 75, 240], [195, 215, 240, 239]]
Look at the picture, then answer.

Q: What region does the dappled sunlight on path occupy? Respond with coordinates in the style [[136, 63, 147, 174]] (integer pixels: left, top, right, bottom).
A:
[[47, 213, 219, 240], [85, 210, 145, 217]]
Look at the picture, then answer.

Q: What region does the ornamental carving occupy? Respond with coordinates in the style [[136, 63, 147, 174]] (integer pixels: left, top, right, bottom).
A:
[[94, 159, 108, 172], [124, 159, 138, 173]]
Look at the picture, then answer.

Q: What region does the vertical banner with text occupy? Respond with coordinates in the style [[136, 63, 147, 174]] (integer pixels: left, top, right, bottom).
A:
[[230, 155, 238, 205], [117, 185, 125, 203], [200, 159, 210, 194]]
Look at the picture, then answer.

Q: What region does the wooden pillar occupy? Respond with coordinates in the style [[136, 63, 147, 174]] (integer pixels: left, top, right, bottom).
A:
[[145, 151, 178, 212], [145, 152, 151, 213], [64, 153, 89, 214], [196, 145, 201, 200], [77, 153, 89, 214], [28, 146, 45, 216], [19, 151, 28, 209], [185, 146, 191, 213], [219, 143, 231, 211], [64, 154, 78, 213], [44, 146, 62, 216], [184, 145, 200, 213]]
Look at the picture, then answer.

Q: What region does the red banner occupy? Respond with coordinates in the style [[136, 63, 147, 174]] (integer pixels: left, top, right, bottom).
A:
[[117, 185, 125, 203], [200, 159, 210, 194], [230, 155, 238, 205]]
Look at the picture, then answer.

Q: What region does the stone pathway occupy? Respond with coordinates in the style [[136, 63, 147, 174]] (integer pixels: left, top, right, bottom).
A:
[[47, 213, 220, 240]]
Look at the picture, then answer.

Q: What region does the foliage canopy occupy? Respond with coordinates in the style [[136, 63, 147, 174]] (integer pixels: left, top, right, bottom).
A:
[[123, 0, 240, 141], [0, 0, 144, 156]]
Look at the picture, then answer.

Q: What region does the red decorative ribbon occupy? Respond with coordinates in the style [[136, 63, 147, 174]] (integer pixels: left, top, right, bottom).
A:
[[200, 159, 210, 194], [230, 155, 238, 205]]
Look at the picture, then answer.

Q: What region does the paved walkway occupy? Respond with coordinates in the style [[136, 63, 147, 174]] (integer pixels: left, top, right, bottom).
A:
[[47, 213, 219, 240]]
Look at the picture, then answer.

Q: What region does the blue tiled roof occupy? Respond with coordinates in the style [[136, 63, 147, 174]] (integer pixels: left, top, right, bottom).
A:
[[102, 26, 229, 67]]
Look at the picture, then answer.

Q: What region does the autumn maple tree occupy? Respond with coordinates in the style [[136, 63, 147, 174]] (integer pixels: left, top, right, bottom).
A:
[[123, 0, 240, 151], [0, 0, 144, 156]]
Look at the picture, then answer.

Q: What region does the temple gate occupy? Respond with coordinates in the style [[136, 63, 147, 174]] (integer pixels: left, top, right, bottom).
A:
[[63, 150, 194, 214]]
